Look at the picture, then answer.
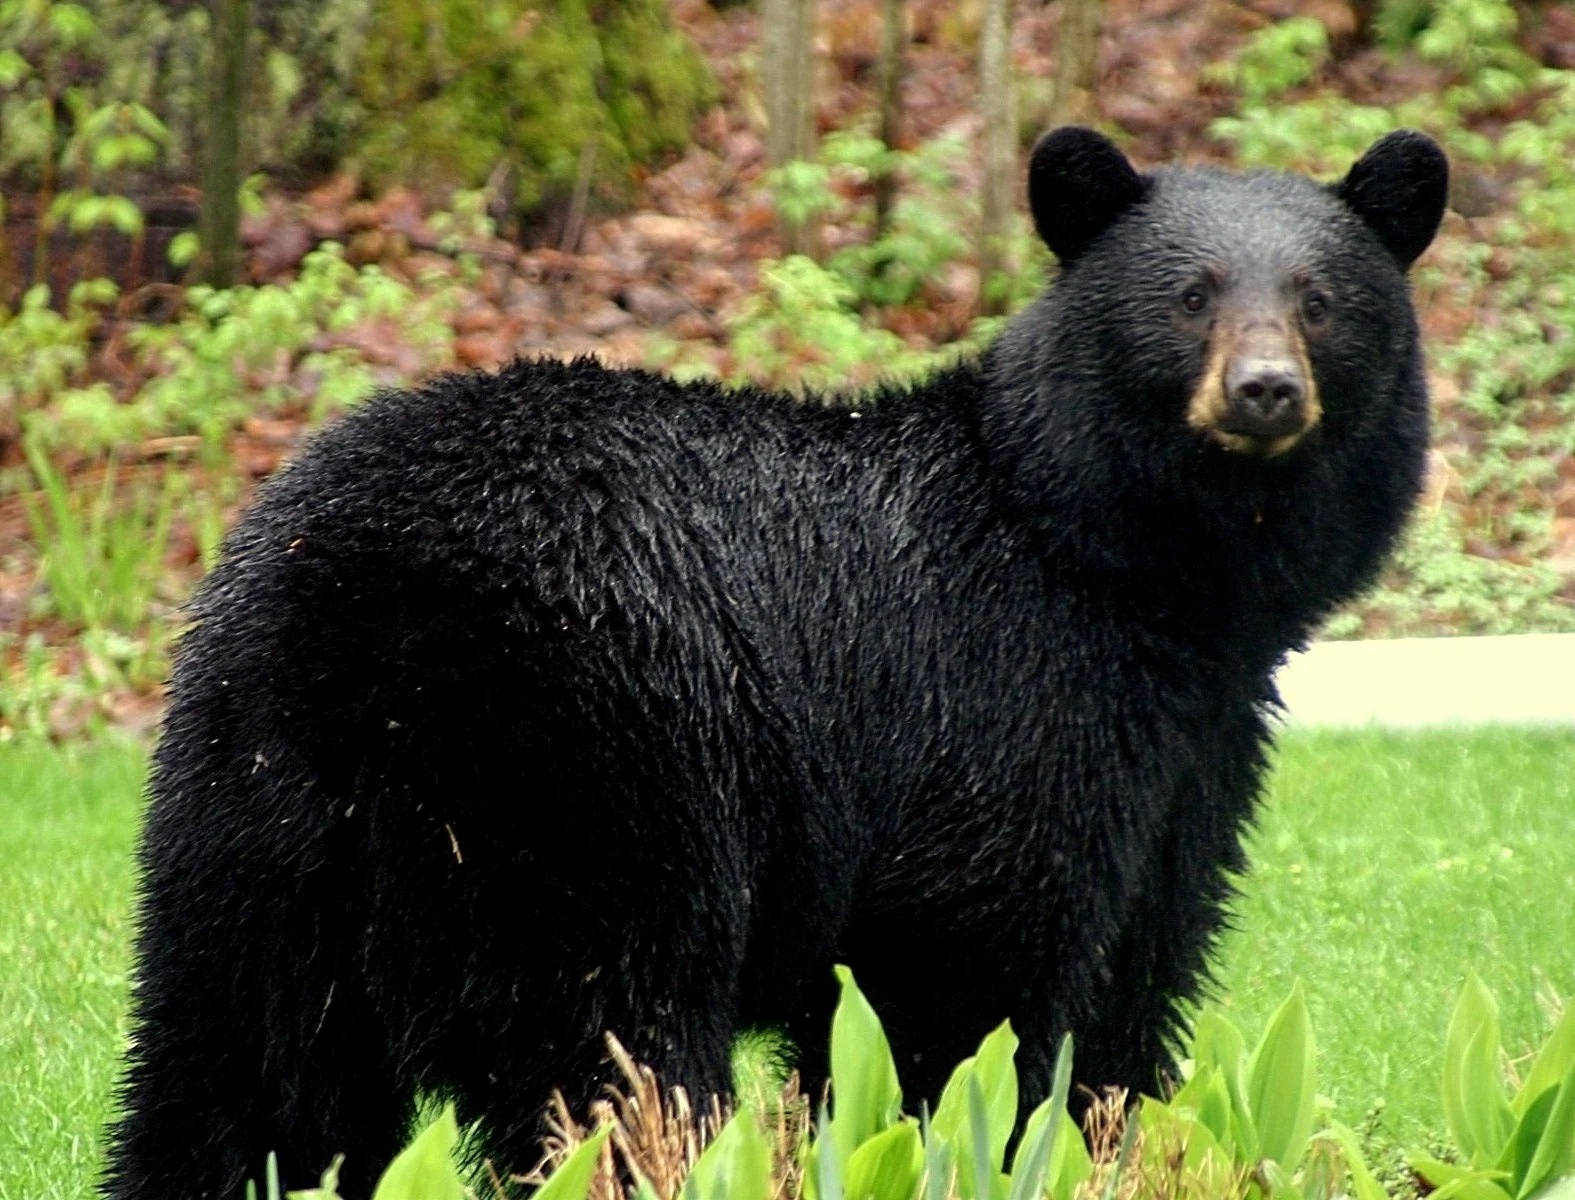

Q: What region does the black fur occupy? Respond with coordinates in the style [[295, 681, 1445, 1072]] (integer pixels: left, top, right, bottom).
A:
[[105, 130, 1447, 1199]]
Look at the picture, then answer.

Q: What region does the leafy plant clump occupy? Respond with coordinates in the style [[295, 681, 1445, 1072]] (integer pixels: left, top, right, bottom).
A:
[[286, 971, 1414, 1200]]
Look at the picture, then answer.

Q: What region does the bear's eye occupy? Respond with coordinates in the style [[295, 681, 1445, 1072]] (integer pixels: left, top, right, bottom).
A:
[[1302, 291, 1330, 324], [1180, 287, 1209, 315]]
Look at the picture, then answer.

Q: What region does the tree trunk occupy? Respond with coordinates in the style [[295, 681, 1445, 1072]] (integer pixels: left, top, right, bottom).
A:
[[1049, 0, 1104, 129], [761, 0, 817, 254], [873, 0, 905, 239], [977, 0, 1016, 316], [198, 0, 250, 287]]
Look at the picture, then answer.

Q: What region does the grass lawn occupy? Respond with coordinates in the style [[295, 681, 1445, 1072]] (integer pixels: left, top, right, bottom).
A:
[[1, 737, 145, 1200], [1211, 726, 1575, 1153], [3, 725, 1573, 1197]]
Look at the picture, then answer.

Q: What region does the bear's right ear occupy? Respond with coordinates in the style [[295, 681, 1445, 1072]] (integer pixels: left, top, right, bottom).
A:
[[1028, 127, 1147, 262]]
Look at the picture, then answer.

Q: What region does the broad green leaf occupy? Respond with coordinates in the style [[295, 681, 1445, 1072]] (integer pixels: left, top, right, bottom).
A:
[[1429, 1178, 1517, 1200], [370, 1104, 466, 1200], [1006, 1104, 1059, 1200], [1447, 974, 1509, 1165], [1410, 1154, 1512, 1200], [931, 1020, 1020, 1188], [1529, 1176, 1575, 1200], [1517, 1005, 1575, 1118], [1518, 1064, 1575, 1199], [1247, 982, 1317, 1169], [1045, 1114, 1093, 1200], [1192, 1008, 1257, 1159], [1500, 1086, 1559, 1185], [842, 1121, 924, 1200], [1012, 1035, 1090, 1200], [1009, 1035, 1073, 1180], [829, 966, 904, 1165], [686, 1110, 772, 1200], [1138, 1096, 1238, 1193], [1460, 1018, 1518, 1168]]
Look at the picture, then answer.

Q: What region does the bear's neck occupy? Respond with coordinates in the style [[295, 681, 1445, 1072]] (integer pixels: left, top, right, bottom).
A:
[[968, 311, 1426, 659]]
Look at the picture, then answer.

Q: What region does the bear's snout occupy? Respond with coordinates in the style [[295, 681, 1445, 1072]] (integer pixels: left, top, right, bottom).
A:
[[1188, 318, 1322, 457]]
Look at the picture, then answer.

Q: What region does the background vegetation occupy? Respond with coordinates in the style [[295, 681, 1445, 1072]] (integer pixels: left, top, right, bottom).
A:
[[4, 0, 1575, 736], [2, 0, 1572, 1195]]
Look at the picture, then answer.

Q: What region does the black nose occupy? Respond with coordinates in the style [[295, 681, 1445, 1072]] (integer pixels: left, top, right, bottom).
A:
[[1224, 360, 1306, 437]]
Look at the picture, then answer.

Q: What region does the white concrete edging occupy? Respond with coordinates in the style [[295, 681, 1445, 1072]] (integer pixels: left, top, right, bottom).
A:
[[1274, 633, 1575, 728]]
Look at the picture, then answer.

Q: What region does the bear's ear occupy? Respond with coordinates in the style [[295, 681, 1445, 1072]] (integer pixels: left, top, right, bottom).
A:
[[1028, 127, 1147, 262], [1334, 130, 1449, 268]]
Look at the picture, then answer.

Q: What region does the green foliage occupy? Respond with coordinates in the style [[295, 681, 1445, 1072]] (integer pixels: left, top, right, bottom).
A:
[[1409, 974, 1575, 1200], [20, 445, 174, 635], [717, 132, 1028, 395], [356, 0, 714, 217], [1205, 17, 1329, 104], [686, 1109, 773, 1200], [1144, 985, 1386, 1200], [0, 279, 111, 426], [802, 968, 1089, 1200], [727, 255, 939, 394]]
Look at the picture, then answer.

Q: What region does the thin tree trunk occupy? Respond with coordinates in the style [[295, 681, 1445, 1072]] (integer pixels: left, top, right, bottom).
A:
[[977, 0, 1016, 316], [198, 0, 250, 287], [1049, 0, 1103, 128], [873, 0, 904, 239], [761, 0, 816, 254]]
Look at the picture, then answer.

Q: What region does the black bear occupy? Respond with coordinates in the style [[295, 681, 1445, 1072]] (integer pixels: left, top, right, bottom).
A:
[[105, 128, 1447, 1199]]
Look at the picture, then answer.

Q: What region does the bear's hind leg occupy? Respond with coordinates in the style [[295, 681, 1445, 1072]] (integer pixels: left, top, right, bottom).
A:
[[104, 830, 413, 1200]]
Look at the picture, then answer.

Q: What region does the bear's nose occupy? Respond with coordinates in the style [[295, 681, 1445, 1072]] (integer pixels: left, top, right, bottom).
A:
[[1223, 358, 1306, 438]]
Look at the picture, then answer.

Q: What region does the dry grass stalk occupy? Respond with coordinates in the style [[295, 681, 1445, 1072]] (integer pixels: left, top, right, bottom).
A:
[[515, 1034, 809, 1200]]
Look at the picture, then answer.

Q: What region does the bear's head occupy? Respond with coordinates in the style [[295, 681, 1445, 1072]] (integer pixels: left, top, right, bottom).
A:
[[1022, 127, 1448, 459]]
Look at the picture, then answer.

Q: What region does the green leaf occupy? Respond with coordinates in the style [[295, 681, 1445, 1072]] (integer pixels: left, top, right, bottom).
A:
[[1501, 1086, 1560, 1187], [1010, 1034, 1083, 1200], [1045, 1113, 1093, 1200], [1446, 974, 1512, 1166], [1461, 1016, 1518, 1168], [1517, 1065, 1575, 1199], [842, 1121, 924, 1200], [829, 966, 904, 1167], [1408, 1154, 1512, 1200], [685, 1110, 772, 1200], [1247, 982, 1317, 1168], [1528, 1176, 1575, 1200], [1192, 1008, 1257, 1159], [1517, 1005, 1575, 1118], [370, 1104, 467, 1200], [931, 1020, 1020, 1195]]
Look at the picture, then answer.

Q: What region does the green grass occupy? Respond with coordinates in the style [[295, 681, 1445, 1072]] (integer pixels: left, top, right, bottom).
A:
[[1, 736, 144, 1200], [1212, 726, 1575, 1154], [3, 727, 1573, 1196]]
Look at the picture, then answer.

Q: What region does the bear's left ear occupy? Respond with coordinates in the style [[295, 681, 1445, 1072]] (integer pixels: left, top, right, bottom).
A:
[[1028, 127, 1148, 262], [1334, 130, 1449, 268]]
